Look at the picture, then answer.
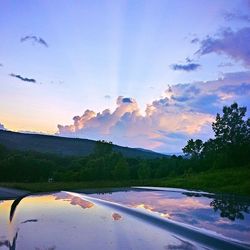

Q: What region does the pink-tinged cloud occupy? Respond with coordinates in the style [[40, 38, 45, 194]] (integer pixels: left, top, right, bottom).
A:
[[197, 27, 250, 67], [57, 71, 250, 153]]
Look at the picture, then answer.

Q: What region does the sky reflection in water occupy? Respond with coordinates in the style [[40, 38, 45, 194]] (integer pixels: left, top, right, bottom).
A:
[[89, 189, 250, 243], [0, 189, 249, 249], [0, 193, 96, 250], [0, 191, 201, 250]]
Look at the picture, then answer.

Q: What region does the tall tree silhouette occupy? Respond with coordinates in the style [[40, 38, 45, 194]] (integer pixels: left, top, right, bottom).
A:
[[182, 139, 203, 159], [212, 102, 250, 147]]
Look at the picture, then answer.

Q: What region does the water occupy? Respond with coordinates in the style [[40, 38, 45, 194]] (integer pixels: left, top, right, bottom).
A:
[[88, 187, 250, 243], [0, 187, 249, 249]]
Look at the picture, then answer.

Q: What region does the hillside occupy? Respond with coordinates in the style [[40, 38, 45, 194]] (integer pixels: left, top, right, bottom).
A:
[[0, 130, 166, 159]]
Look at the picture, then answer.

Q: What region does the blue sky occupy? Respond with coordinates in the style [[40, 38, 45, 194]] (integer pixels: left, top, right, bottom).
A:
[[0, 0, 250, 153]]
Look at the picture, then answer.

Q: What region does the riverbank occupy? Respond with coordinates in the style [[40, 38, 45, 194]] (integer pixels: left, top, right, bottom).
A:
[[1, 167, 249, 197], [161, 167, 250, 196], [0, 187, 29, 199]]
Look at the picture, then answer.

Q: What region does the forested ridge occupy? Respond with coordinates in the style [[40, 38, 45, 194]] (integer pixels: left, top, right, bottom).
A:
[[0, 130, 164, 158], [0, 102, 249, 184]]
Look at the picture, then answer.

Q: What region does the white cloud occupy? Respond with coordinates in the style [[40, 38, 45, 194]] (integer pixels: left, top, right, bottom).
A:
[[0, 123, 6, 130], [57, 71, 250, 153]]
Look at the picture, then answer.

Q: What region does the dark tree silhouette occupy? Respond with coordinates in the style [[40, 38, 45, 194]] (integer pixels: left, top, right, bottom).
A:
[[210, 103, 250, 167], [212, 102, 250, 146], [182, 139, 203, 159], [183, 102, 250, 168], [138, 161, 151, 179], [183, 192, 250, 221], [94, 140, 113, 156], [210, 196, 250, 221], [112, 157, 130, 180]]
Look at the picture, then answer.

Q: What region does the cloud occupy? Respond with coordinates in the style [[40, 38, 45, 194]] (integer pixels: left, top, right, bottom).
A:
[[219, 82, 250, 96], [104, 95, 111, 99], [171, 63, 201, 72], [196, 27, 250, 67], [218, 62, 233, 67], [172, 71, 250, 110], [20, 35, 48, 47], [57, 70, 250, 153], [0, 123, 6, 130], [10, 73, 36, 83], [121, 97, 134, 103], [185, 57, 193, 63], [0, 63, 3, 67], [224, 11, 250, 23], [191, 38, 199, 44]]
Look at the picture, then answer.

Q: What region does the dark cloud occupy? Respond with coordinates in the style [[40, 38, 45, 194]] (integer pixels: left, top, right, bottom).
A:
[[190, 38, 199, 44], [172, 96, 191, 102], [20, 35, 48, 47], [185, 57, 193, 63], [171, 63, 201, 72], [0, 63, 3, 67], [151, 97, 170, 107], [122, 97, 133, 103], [172, 86, 215, 111], [196, 27, 250, 67], [173, 71, 250, 114], [10, 73, 36, 83], [219, 83, 250, 95]]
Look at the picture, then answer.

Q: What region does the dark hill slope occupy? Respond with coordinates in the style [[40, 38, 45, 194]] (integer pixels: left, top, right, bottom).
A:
[[0, 130, 166, 159]]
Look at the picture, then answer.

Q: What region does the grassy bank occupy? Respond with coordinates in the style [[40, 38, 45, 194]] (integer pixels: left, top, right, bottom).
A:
[[1, 167, 249, 196], [160, 167, 250, 196]]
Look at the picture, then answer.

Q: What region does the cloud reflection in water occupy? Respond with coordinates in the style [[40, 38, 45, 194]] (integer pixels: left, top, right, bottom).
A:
[[53, 192, 94, 209], [89, 189, 250, 243]]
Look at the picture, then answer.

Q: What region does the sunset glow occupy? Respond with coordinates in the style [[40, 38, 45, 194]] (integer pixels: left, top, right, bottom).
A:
[[0, 0, 250, 153]]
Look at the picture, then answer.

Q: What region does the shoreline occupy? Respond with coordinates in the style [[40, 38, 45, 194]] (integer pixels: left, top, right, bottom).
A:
[[0, 187, 29, 199]]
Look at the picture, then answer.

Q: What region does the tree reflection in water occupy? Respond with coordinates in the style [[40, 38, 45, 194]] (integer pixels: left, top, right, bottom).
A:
[[0, 231, 18, 250], [210, 195, 250, 221], [183, 192, 250, 221], [0, 194, 32, 250]]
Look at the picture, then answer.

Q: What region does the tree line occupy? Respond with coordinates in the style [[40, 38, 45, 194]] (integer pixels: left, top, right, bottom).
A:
[[183, 102, 250, 168], [0, 102, 249, 183]]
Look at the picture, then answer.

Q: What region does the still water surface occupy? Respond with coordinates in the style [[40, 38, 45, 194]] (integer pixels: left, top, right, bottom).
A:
[[88, 187, 250, 243], [0, 187, 249, 249]]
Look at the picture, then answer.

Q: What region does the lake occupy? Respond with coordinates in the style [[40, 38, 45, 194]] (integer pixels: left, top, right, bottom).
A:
[[0, 187, 249, 249]]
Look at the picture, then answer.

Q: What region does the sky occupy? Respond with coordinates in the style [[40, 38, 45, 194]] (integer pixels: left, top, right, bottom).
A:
[[0, 0, 250, 153]]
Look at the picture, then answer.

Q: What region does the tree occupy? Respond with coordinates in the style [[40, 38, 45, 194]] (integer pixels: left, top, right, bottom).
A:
[[138, 161, 151, 179], [94, 140, 113, 156], [212, 102, 250, 146], [182, 139, 203, 158], [201, 139, 219, 165], [0, 144, 7, 157], [209, 103, 250, 167], [112, 157, 129, 180]]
